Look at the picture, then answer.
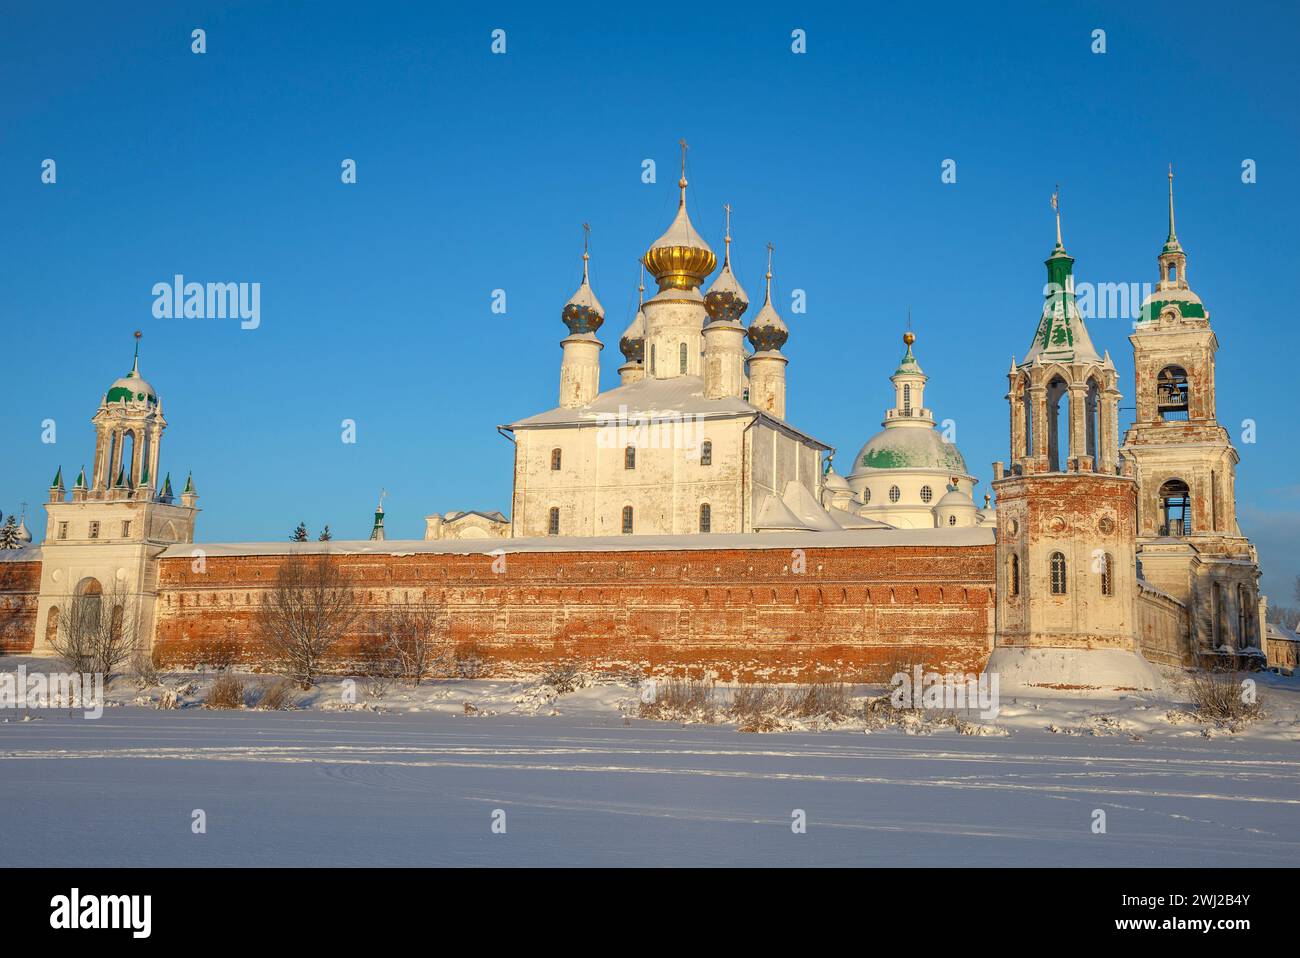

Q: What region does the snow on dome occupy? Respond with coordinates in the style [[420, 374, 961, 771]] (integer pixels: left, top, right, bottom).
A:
[[823, 467, 851, 493], [105, 370, 157, 405], [562, 256, 605, 335], [704, 258, 748, 325], [619, 307, 646, 362], [747, 299, 788, 352], [852, 426, 967, 473]]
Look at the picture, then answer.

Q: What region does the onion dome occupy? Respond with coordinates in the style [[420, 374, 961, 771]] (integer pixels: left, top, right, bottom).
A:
[[619, 268, 648, 362], [105, 332, 158, 405], [704, 204, 748, 324], [747, 243, 788, 352], [561, 225, 604, 335], [16, 515, 32, 544], [642, 141, 717, 292]]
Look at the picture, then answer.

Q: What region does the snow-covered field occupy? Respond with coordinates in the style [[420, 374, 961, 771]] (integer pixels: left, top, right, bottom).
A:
[[2, 658, 1298, 867]]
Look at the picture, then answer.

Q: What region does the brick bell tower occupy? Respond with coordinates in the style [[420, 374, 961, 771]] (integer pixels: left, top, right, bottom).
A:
[[988, 191, 1157, 689], [1119, 168, 1263, 664]]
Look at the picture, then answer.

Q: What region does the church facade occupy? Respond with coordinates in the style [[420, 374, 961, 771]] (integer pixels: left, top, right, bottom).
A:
[[0, 162, 1266, 684]]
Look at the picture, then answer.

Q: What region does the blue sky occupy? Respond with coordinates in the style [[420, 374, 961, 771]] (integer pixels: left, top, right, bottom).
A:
[[3, 1, 1298, 600]]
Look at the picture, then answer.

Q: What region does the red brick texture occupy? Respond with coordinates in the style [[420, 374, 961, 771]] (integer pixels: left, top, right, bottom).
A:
[[153, 544, 997, 681], [0, 560, 41, 654]]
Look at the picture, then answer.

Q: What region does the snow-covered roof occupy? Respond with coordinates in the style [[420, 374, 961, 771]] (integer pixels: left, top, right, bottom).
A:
[[443, 510, 508, 524], [505, 374, 830, 447], [753, 493, 811, 531], [0, 545, 42, 562], [1266, 622, 1300, 643], [161, 526, 994, 560]]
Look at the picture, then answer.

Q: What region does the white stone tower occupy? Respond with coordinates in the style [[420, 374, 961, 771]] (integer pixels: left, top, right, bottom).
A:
[[746, 244, 790, 419], [557, 223, 605, 409], [36, 333, 199, 654], [702, 204, 749, 400]]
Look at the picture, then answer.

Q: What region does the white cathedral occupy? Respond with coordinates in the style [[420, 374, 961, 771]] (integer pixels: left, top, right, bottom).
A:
[[425, 154, 986, 542]]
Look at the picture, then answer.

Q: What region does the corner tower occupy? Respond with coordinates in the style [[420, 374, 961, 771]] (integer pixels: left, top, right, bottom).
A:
[[989, 193, 1154, 689]]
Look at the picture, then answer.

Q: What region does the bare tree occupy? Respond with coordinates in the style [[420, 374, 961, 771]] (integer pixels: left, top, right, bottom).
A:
[[48, 581, 139, 678], [367, 602, 446, 686], [260, 551, 359, 689]]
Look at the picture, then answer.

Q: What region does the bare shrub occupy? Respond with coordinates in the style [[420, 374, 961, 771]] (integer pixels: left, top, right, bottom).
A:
[[368, 604, 446, 686], [876, 646, 930, 686], [193, 634, 240, 672], [206, 674, 245, 709], [260, 551, 360, 689], [131, 645, 160, 688], [255, 678, 295, 711], [540, 659, 583, 693], [793, 682, 853, 719], [639, 676, 717, 720], [453, 641, 486, 679], [48, 581, 139, 678], [1189, 669, 1262, 724]]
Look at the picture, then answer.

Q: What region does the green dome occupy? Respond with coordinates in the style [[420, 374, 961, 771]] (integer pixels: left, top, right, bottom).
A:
[[106, 370, 157, 405], [852, 427, 967, 474]]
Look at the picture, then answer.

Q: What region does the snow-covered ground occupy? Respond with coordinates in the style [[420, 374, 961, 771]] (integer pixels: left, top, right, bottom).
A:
[[2, 657, 1298, 867]]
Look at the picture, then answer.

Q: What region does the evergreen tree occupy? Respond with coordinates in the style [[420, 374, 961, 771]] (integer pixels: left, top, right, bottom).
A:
[[291, 521, 309, 542], [0, 515, 21, 550], [318, 525, 332, 542]]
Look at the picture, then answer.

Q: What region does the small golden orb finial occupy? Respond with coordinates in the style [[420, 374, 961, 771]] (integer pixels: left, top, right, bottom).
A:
[[903, 330, 916, 347]]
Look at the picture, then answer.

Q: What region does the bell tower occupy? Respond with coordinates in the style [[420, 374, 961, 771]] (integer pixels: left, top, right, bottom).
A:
[[1120, 168, 1263, 663], [989, 192, 1154, 689], [35, 334, 200, 656]]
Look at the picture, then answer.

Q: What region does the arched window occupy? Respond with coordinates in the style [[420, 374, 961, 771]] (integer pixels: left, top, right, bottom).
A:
[[1157, 366, 1189, 422], [679, 342, 688, 374], [547, 507, 560, 536], [920, 485, 933, 504], [1159, 479, 1191, 536], [699, 503, 711, 533], [948, 515, 957, 526], [550, 448, 561, 471], [888, 485, 901, 503], [1100, 553, 1114, 596], [621, 506, 634, 534], [650, 344, 656, 376], [624, 446, 636, 470], [863, 488, 871, 504], [699, 441, 712, 466], [902, 384, 912, 415], [1049, 552, 1067, 595], [1008, 555, 1020, 596], [1047, 375, 1070, 472], [1168, 265, 1177, 283], [45, 606, 60, 646]]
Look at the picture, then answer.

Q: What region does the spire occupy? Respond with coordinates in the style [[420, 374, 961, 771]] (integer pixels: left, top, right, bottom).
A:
[[1021, 185, 1100, 366], [370, 490, 387, 541], [1164, 163, 1180, 250], [131, 329, 142, 375], [182, 471, 194, 494], [50, 466, 63, 489], [161, 472, 173, 501], [562, 223, 605, 334], [1051, 184, 1064, 252], [74, 465, 86, 489]]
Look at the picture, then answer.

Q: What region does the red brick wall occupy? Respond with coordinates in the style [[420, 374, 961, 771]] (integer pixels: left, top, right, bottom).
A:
[[0, 559, 41, 654], [154, 544, 997, 681]]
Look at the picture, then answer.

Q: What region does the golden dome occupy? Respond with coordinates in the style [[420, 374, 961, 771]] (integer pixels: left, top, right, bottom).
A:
[[643, 175, 716, 292]]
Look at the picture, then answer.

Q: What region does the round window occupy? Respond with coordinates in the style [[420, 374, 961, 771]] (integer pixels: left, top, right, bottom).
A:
[[889, 485, 901, 503], [920, 485, 933, 503]]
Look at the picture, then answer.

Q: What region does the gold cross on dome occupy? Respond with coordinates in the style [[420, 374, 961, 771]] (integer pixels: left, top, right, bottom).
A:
[[582, 222, 590, 255], [679, 138, 688, 177]]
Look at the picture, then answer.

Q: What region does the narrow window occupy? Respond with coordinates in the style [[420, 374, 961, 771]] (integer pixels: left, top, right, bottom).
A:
[[679, 342, 687, 374], [920, 485, 933, 504], [863, 488, 872, 504], [650, 344, 656, 376], [89, 521, 100, 540], [622, 506, 634, 534], [547, 507, 560, 536], [888, 485, 901, 503], [625, 446, 636, 470], [550, 448, 561, 471], [700, 441, 712, 466], [121, 520, 131, 538], [1050, 552, 1067, 595], [1101, 552, 1114, 596], [1008, 554, 1020, 596], [948, 515, 957, 526], [57, 521, 68, 540], [699, 503, 711, 533], [902, 384, 912, 415]]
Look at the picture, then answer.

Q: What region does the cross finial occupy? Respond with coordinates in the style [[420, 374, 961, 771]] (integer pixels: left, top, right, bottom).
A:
[[1166, 163, 1178, 243], [764, 242, 774, 302], [1051, 183, 1063, 248], [580, 222, 591, 282], [637, 261, 645, 306], [723, 203, 732, 242]]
